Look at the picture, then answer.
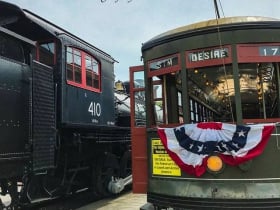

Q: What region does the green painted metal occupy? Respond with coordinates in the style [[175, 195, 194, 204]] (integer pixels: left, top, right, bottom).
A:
[[142, 16, 280, 208]]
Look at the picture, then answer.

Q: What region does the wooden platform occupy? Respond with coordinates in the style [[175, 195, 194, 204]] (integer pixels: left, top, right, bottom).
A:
[[77, 191, 147, 210]]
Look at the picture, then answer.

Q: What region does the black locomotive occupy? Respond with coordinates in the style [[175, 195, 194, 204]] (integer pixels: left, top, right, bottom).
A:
[[0, 1, 133, 208]]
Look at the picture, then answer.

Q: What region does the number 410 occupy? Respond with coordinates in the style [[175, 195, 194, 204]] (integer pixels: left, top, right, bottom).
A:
[[88, 102, 101, 116]]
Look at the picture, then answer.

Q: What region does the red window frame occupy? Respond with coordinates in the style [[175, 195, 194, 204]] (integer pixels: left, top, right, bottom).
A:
[[66, 46, 101, 92]]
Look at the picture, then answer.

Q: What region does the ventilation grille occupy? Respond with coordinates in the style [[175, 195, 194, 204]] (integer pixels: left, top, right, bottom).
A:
[[32, 61, 55, 171]]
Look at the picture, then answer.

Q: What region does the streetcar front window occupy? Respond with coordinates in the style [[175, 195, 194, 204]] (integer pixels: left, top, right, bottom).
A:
[[188, 65, 234, 122], [187, 63, 280, 123], [239, 63, 279, 119]]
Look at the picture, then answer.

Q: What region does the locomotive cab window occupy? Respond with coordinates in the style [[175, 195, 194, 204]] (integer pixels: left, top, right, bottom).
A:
[[67, 47, 82, 83], [85, 54, 100, 90], [66, 46, 101, 92], [0, 33, 24, 63], [37, 41, 55, 66]]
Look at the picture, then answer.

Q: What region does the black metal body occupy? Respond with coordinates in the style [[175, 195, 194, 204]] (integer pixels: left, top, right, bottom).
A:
[[0, 1, 131, 207]]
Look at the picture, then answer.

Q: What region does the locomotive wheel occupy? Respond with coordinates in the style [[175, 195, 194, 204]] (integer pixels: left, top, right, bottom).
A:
[[93, 153, 120, 197]]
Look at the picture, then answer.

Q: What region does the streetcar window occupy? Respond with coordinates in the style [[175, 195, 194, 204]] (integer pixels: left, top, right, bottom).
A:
[[188, 65, 234, 122], [152, 77, 164, 124], [134, 71, 145, 88], [66, 46, 101, 92], [153, 84, 164, 124], [187, 63, 280, 122], [134, 91, 146, 126], [133, 71, 146, 126], [37, 41, 55, 66], [239, 63, 279, 119], [178, 91, 183, 123], [0, 33, 24, 63]]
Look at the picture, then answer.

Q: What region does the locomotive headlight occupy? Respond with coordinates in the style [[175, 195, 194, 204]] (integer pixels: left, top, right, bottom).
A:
[[207, 155, 224, 173]]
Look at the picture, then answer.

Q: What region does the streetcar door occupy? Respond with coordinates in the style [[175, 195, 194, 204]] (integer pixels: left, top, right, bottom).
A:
[[129, 66, 147, 193]]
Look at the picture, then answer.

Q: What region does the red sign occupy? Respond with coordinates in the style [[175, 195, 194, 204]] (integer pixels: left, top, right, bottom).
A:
[[237, 44, 280, 63]]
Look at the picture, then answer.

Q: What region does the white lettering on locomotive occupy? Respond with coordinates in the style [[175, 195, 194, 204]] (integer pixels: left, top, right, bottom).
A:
[[88, 101, 101, 117]]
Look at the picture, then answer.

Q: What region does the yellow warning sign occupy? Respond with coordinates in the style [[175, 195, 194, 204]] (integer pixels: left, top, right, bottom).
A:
[[152, 139, 181, 176]]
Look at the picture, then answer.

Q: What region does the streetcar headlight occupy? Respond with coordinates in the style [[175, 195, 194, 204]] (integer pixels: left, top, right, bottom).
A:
[[207, 155, 223, 173]]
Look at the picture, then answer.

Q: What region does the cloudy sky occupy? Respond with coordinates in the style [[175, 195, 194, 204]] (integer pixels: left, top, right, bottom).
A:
[[6, 0, 280, 81]]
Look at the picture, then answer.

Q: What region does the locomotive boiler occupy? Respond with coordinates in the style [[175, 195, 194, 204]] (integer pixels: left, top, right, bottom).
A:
[[0, 1, 134, 208]]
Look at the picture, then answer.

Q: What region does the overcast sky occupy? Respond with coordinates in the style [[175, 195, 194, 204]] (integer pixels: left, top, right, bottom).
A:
[[6, 0, 280, 81]]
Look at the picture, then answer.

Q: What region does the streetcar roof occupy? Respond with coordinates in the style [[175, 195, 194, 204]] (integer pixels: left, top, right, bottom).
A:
[[142, 16, 280, 51]]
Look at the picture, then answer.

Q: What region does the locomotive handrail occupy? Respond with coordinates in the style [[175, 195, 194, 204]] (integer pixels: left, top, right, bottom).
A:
[[0, 26, 35, 46]]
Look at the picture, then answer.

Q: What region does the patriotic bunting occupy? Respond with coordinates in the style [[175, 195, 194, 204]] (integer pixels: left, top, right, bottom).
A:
[[157, 122, 275, 177]]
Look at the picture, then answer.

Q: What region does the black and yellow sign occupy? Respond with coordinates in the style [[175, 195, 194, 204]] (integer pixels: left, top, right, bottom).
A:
[[152, 139, 181, 176]]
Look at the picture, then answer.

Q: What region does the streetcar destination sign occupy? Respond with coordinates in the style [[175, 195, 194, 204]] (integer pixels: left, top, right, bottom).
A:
[[149, 55, 179, 71], [237, 44, 280, 63], [189, 48, 229, 62]]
